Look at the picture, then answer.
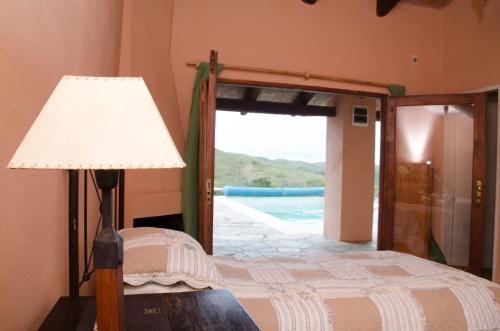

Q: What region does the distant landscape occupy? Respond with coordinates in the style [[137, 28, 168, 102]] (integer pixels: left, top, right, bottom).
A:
[[215, 149, 379, 194]]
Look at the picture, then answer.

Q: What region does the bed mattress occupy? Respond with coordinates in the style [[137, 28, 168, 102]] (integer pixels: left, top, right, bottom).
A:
[[211, 251, 500, 331], [124, 250, 500, 330]]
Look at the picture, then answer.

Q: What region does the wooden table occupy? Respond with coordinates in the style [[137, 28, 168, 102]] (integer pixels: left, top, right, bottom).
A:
[[39, 289, 260, 331]]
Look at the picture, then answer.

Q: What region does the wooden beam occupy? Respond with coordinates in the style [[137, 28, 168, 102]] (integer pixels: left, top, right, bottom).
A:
[[293, 92, 315, 105], [217, 98, 336, 117], [377, 0, 401, 17], [243, 87, 261, 101], [218, 78, 389, 98]]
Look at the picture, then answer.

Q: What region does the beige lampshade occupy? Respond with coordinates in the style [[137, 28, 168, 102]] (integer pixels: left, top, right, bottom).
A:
[[8, 76, 185, 170]]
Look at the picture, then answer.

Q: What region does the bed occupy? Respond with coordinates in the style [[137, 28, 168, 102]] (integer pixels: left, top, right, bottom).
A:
[[121, 227, 500, 331]]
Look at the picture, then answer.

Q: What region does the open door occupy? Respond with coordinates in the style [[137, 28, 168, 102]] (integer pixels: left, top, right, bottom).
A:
[[379, 93, 487, 276], [199, 50, 218, 254]]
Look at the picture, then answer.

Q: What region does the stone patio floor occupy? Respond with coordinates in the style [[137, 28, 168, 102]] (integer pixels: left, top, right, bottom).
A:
[[213, 196, 376, 258]]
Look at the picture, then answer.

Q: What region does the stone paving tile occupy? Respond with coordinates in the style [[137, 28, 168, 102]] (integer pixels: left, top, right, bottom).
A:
[[213, 198, 376, 258]]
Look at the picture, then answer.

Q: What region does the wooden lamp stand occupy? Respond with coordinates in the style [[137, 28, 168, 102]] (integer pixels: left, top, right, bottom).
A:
[[94, 170, 125, 331]]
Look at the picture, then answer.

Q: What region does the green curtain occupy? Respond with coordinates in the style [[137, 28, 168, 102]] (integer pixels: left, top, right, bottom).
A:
[[429, 231, 447, 264], [388, 84, 406, 97], [181, 62, 224, 240]]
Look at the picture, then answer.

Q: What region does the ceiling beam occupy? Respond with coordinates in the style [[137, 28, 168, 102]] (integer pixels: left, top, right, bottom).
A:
[[217, 98, 336, 117], [293, 92, 315, 105], [377, 0, 401, 17], [243, 87, 262, 101]]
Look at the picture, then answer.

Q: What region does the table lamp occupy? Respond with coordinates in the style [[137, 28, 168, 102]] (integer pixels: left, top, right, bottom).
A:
[[8, 76, 185, 330]]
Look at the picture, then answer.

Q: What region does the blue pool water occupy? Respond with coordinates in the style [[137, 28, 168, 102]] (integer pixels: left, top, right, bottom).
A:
[[227, 196, 379, 234], [229, 196, 324, 225]]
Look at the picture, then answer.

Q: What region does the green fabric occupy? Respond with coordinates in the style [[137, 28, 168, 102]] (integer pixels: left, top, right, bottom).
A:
[[181, 62, 224, 240], [428, 231, 447, 264], [388, 84, 406, 97]]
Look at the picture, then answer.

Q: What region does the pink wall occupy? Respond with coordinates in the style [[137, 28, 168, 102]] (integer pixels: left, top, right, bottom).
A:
[[0, 1, 123, 330], [119, 0, 185, 225], [1, 3, 500, 330], [324, 96, 376, 241], [396, 107, 442, 164], [442, 0, 500, 92], [170, 0, 445, 138]]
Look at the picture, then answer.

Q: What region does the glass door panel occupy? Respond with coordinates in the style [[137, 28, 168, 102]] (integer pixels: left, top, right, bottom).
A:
[[394, 104, 474, 266]]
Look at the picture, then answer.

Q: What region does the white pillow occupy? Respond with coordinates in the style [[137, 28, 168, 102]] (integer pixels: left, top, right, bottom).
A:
[[120, 227, 224, 289]]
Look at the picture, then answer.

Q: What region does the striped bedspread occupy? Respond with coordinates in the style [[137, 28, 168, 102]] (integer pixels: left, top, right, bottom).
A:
[[211, 251, 500, 331]]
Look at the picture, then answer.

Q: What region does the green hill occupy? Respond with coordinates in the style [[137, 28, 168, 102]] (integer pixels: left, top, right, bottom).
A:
[[215, 149, 324, 188], [215, 149, 380, 195], [268, 158, 325, 175]]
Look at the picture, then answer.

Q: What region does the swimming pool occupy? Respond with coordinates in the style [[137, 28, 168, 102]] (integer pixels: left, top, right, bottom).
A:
[[221, 196, 378, 236], [228, 196, 324, 225]]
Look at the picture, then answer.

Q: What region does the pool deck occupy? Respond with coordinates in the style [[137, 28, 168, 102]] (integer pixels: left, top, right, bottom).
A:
[[213, 196, 377, 258]]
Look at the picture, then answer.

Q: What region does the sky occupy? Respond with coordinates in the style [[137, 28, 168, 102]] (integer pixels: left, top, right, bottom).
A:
[[215, 111, 381, 164]]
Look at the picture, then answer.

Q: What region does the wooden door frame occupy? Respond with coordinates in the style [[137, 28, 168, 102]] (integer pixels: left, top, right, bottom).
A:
[[200, 75, 388, 254], [198, 79, 209, 253], [379, 93, 487, 276], [199, 51, 218, 254], [469, 85, 500, 282]]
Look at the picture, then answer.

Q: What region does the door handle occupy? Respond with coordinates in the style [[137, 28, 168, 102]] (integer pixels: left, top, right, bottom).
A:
[[475, 180, 483, 207]]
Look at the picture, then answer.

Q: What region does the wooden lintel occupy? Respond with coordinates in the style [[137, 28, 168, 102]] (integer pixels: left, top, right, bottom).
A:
[[217, 98, 336, 117]]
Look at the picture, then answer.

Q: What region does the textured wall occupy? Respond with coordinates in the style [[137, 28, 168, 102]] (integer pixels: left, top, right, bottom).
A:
[[119, 0, 184, 225], [443, 0, 500, 92], [171, 0, 445, 138], [0, 1, 123, 329]]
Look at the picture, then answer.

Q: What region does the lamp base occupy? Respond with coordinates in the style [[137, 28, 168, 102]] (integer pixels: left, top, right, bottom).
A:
[[96, 266, 125, 331], [94, 227, 123, 268], [94, 170, 125, 331]]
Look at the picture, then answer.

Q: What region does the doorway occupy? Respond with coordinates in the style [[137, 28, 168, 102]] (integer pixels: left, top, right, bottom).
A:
[[213, 110, 327, 257], [201, 79, 385, 256]]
